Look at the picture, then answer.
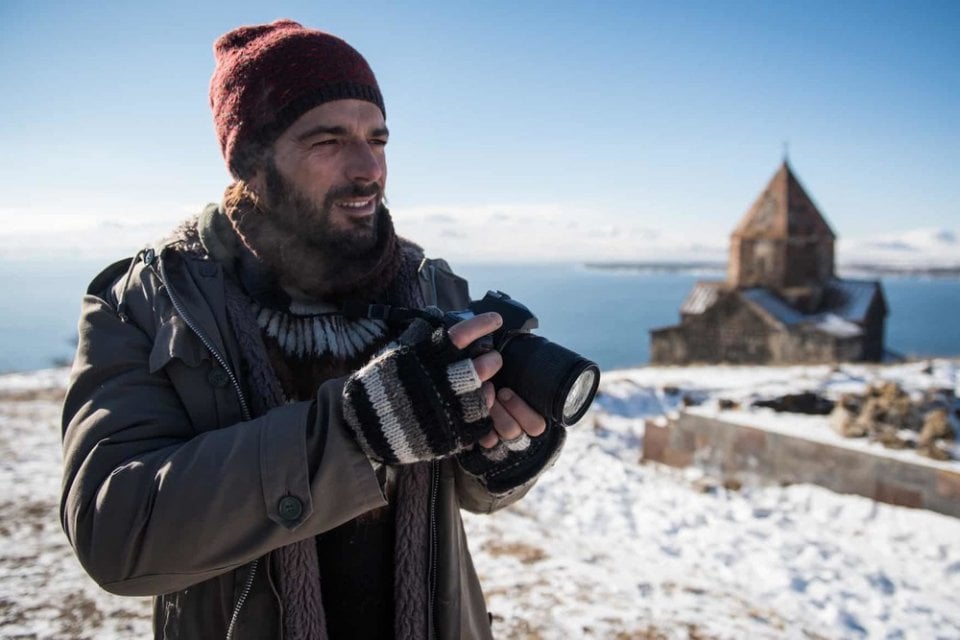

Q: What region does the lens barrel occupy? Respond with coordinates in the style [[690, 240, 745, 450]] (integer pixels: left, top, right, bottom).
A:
[[496, 334, 601, 427]]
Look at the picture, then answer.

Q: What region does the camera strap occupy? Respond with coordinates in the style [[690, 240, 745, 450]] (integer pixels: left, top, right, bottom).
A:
[[341, 301, 443, 327]]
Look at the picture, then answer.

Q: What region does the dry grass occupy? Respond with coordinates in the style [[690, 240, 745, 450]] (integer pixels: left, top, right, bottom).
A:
[[481, 540, 548, 564]]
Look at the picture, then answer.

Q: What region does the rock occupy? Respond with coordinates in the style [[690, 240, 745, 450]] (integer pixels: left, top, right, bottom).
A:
[[837, 392, 862, 413], [723, 477, 743, 491], [918, 409, 954, 447], [682, 394, 702, 407], [752, 392, 835, 415], [872, 425, 910, 450], [828, 384, 954, 456], [923, 388, 955, 405], [831, 402, 866, 437], [855, 397, 883, 434], [865, 382, 923, 431], [917, 442, 953, 461], [718, 398, 739, 410], [871, 381, 903, 401]]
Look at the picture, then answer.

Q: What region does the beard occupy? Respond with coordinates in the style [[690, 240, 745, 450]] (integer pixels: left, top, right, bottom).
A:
[[263, 162, 382, 257], [225, 166, 400, 303]]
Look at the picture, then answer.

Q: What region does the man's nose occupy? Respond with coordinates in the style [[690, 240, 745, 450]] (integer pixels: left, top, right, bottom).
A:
[[346, 141, 384, 184]]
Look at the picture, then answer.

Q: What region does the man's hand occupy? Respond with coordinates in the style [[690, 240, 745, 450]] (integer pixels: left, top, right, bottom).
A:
[[447, 312, 548, 450]]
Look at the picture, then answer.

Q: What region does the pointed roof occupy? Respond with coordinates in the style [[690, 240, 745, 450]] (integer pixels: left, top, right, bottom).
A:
[[732, 161, 836, 240]]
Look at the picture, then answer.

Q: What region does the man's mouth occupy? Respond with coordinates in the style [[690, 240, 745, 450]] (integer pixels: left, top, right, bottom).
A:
[[334, 197, 377, 217]]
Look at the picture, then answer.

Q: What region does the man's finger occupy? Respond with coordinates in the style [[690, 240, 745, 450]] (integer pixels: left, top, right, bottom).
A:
[[489, 399, 523, 442], [447, 312, 502, 350], [497, 388, 547, 437], [478, 429, 499, 449], [481, 381, 496, 410], [472, 351, 502, 383]]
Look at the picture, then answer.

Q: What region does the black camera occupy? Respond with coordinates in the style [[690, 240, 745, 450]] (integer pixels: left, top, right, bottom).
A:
[[444, 291, 600, 427]]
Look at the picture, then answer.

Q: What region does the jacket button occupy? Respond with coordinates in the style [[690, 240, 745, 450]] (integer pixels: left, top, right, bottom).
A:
[[278, 496, 303, 522], [207, 367, 230, 388]]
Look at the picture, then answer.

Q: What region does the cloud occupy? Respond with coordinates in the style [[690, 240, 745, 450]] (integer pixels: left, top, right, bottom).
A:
[[0, 205, 196, 260], [391, 201, 728, 263], [933, 229, 956, 244], [865, 240, 913, 252], [839, 227, 960, 267], [4, 200, 952, 269]]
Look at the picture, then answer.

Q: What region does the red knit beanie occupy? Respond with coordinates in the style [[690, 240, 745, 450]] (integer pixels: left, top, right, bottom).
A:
[[210, 19, 385, 179]]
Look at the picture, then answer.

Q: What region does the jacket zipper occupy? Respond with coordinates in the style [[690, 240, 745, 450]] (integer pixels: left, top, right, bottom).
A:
[[428, 460, 440, 640], [157, 255, 252, 422], [225, 557, 259, 640], [156, 254, 259, 639]]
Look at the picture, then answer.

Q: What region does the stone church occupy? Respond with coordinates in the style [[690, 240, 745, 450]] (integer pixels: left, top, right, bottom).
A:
[[650, 161, 887, 365]]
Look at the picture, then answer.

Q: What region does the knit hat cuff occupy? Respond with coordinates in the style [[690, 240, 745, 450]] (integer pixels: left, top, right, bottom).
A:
[[274, 81, 385, 132]]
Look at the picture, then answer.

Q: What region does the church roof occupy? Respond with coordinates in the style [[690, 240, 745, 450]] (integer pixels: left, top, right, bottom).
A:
[[739, 288, 807, 326], [821, 279, 886, 323], [680, 281, 724, 315], [680, 279, 884, 337], [732, 161, 836, 240]]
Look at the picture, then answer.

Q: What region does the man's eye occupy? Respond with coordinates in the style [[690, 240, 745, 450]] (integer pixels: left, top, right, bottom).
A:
[[312, 139, 338, 147], [370, 138, 388, 146]]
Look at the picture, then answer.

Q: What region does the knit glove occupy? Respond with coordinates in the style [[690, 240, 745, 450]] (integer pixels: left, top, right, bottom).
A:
[[342, 318, 493, 465], [459, 423, 566, 494]]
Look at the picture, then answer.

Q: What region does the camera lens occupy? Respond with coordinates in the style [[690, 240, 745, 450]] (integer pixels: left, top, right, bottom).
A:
[[496, 334, 600, 427], [563, 368, 599, 424]]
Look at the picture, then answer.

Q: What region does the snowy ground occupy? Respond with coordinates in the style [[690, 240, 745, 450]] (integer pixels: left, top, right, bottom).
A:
[[0, 369, 152, 639], [597, 359, 960, 468], [2, 364, 959, 639]]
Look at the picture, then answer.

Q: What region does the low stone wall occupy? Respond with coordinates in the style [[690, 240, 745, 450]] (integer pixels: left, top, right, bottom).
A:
[[643, 412, 960, 518]]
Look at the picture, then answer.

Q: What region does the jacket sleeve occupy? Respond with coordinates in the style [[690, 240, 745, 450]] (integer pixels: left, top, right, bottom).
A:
[[60, 285, 385, 597]]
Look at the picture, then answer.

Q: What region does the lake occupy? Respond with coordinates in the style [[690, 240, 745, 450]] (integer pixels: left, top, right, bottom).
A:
[[1, 259, 958, 373]]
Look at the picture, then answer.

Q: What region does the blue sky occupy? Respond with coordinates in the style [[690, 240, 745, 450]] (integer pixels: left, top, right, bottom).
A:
[[1, 0, 958, 263]]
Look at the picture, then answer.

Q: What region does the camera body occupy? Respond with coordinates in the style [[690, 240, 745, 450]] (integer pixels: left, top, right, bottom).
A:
[[443, 291, 600, 427], [442, 290, 538, 356]]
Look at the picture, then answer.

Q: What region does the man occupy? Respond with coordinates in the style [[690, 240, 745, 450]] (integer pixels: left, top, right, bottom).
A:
[[60, 19, 564, 640]]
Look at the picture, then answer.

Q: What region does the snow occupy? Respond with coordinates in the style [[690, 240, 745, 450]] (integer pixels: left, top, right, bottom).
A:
[[0, 370, 152, 639], [597, 359, 960, 467], [814, 313, 864, 338], [2, 363, 959, 639]]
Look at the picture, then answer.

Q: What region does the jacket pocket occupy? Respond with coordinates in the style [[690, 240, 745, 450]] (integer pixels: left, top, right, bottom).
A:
[[148, 315, 222, 432], [149, 316, 209, 373]]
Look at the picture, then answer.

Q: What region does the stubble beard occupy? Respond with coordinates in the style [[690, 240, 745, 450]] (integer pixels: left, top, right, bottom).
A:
[[235, 163, 391, 300], [263, 162, 382, 257]]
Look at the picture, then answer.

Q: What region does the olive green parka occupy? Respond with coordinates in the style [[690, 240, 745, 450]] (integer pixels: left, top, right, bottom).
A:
[[60, 215, 557, 639]]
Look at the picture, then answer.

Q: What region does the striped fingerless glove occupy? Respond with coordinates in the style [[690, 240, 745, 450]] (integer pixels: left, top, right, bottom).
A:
[[342, 318, 493, 465], [459, 424, 566, 494]]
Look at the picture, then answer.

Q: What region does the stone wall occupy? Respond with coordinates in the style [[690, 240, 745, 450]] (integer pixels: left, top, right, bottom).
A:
[[643, 412, 960, 518], [650, 293, 863, 366], [650, 293, 776, 365], [775, 326, 862, 364]]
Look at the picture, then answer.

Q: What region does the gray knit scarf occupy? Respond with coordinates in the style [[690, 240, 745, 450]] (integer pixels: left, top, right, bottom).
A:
[[180, 206, 431, 639], [223, 269, 430, 640]]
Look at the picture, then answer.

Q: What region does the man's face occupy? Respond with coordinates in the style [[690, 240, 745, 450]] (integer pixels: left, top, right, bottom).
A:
[[255, 99, 389, 254]]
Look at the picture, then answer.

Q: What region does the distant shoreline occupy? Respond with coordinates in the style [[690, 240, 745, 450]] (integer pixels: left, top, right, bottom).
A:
[[584, 262, 960, 279]]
